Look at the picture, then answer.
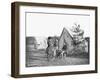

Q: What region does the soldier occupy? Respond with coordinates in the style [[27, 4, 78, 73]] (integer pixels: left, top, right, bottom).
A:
[[46, 27, 74, 59]]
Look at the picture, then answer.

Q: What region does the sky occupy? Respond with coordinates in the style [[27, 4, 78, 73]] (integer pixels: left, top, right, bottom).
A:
[[26, 12, 90, 37]]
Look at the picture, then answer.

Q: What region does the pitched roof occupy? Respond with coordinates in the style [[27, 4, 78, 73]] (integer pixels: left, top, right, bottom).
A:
[[59, 27, 73, 41]]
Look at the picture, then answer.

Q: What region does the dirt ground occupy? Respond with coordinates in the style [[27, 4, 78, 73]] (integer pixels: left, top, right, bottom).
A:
[[26, 50, 89, 67]]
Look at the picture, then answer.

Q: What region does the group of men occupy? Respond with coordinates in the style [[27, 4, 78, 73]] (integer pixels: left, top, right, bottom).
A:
[[46, 24, 87, 60], [46, 27, 73, 60]]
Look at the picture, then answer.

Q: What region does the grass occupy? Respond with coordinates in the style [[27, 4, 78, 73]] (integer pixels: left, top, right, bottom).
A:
[[26, 49, 89, 67]]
